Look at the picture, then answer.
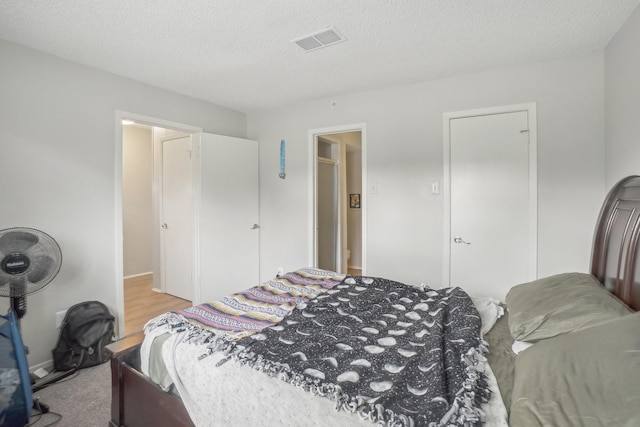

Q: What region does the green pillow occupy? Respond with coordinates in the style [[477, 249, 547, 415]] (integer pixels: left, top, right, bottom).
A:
[[506, 273, 630, 342], [510, 312, 640, 426]]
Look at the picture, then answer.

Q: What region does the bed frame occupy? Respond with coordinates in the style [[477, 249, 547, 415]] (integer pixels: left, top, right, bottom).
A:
[[106, 175, 640, 427], [590, 175, 640, 310], [106, 332, 194, 427]]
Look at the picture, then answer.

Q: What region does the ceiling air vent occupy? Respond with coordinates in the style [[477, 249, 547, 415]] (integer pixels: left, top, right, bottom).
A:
[[293, 27, 345, 52]]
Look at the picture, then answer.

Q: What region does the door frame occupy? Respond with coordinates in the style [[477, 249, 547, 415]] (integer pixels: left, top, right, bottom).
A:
[[115, 110, 202, 338], [442, 103, 537, 287], [308, 123, 367, 274]]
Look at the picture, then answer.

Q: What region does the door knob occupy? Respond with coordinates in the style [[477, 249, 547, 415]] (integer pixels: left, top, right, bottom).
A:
[[251, 224, 260, 229], [453, 236, 470, 244]]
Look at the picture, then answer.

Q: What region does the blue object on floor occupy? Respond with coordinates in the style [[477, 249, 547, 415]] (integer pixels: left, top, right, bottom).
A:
[[0, 309, 32, 427]]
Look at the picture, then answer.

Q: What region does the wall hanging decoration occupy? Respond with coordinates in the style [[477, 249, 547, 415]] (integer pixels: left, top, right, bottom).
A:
[[350, 193, 361, 208], [279, 139, 286, 179]]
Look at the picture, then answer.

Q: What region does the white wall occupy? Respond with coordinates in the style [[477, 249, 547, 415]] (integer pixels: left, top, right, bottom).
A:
[[0, 39, 246, 366], [122, 126, 153, 277], [605, 5, 640, 187], [249, 53, 606, 296]]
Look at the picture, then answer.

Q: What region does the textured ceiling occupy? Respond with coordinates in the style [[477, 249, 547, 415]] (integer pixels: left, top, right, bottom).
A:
[[1, 1, 638, 113]]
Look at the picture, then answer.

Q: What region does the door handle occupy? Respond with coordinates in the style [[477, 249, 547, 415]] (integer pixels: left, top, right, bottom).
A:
[[251, 224, 260, 229], [161, 223, 168, 229], [453, 236, 470, 244]]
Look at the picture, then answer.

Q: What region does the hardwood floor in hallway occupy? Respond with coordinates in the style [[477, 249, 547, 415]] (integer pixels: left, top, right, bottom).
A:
[[123, 269, 365, 337], [124, 274, 192, 336]]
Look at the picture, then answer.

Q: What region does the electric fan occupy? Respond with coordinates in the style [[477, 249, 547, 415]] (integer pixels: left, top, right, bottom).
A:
[[0, 227, 62, 319], [0, 227, 62, 423]]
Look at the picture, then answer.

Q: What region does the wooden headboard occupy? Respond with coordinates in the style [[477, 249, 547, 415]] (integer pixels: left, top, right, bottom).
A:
[[591, 175, 640, 311]]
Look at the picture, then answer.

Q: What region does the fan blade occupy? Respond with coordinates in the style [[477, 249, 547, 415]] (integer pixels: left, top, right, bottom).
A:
[[28, 255, 55, 283], [0, 267, 12, 281], [0, 270, 12, 297], [0, 230, 38, 254]]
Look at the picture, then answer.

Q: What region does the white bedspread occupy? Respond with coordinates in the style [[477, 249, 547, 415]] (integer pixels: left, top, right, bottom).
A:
[[140, 294, 509, 427], [150, 332, 508, 427]]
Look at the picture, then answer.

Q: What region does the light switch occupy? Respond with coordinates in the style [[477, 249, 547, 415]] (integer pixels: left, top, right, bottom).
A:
[[430, 181, 440, 195]]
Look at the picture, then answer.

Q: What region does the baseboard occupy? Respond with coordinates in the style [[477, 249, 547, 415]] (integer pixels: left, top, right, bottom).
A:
[[29, 359, 54, 375], [124, 271, 153, 280]]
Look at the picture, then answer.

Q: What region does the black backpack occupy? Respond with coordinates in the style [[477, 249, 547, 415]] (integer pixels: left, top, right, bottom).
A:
[[52, 301, 115, 372]]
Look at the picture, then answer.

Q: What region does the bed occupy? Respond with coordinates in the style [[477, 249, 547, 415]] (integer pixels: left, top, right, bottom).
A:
[[107, 175, 640, 427]]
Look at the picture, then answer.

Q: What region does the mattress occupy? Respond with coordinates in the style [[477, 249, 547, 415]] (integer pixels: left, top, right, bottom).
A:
[[144, 331, 508, 426], [140, 274, 510, 426]]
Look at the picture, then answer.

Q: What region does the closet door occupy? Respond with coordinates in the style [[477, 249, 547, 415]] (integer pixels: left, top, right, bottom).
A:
[[161, 135, 193, 300], [317, 158, 338, 272], [196, 133, 259, 303], [445, 105, 536, 300]]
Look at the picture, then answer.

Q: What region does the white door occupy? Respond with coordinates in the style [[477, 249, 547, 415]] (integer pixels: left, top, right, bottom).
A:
[[447, 107, 536, 298], [317, 158, 338, 271], [197, 133, 260, 303], [161, 136, 193, 300]]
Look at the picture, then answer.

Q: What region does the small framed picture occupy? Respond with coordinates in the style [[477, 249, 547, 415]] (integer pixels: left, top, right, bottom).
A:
[[349, 193, 360, 209]]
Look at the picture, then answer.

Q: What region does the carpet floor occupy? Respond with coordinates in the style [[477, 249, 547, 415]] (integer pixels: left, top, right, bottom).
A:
[[28, 362, 111, 427]]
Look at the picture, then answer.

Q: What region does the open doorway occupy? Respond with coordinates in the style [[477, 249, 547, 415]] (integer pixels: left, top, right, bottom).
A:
[[119, 116, 196, 336], [310, 125, 366, 276]]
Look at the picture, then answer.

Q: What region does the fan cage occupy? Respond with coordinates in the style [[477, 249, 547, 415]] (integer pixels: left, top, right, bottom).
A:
[[0, 227, 62, 298]]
